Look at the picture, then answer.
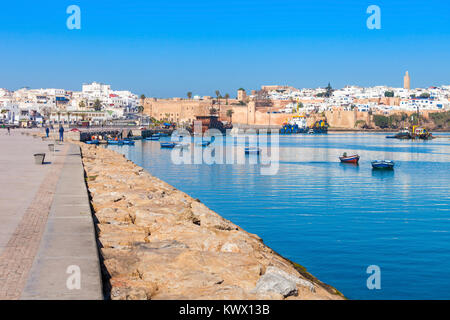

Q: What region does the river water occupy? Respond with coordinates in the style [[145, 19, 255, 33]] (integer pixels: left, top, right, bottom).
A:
[[106, 132, 450, 299]]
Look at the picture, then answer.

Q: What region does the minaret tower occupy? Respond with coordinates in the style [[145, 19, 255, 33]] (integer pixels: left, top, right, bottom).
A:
[[403, 71, 411, 90]]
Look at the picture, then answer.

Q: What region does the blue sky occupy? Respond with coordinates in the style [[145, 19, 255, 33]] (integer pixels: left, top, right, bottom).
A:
[[0, 0, 449, 97]]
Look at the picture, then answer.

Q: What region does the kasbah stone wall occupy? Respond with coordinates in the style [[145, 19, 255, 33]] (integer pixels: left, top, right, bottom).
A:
[[143, 96, 442, 129]]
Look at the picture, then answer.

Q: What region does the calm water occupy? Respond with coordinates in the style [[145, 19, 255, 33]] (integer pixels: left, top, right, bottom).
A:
[[107, 132, 450, 299]]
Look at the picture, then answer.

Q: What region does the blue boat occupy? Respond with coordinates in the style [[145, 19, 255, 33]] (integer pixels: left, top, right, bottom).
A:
[[107, 140, 124, 145], [145, 135, 160, 141], [245, 147, 261, 155], [86, 140, 99, 145], [196, 141, 211, 147], [123, 140, 135, 145], [160, 142, 176, 148], [372, 160, 395, 169]]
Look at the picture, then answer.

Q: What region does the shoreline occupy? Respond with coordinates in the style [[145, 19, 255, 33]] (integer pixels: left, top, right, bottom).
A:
[[76, 142, 345, 300]]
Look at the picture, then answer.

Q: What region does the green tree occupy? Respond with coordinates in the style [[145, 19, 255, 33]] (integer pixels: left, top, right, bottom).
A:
[[215, 90, 220, 104], [224, 93, 230, 105], [373, 115, 390, 128], [78, 101, 86, 109], [140, 94, 146, 100], [187, 92, 192, 100], [226, 109, 234, 122], [384, 91, 395, 98], [137, 105, 144, 124], [419, 92, 430, 98], [93, 99, 102, 111]]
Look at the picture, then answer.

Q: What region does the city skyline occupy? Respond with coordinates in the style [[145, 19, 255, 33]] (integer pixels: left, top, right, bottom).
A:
[[0, 0, 449, 97]]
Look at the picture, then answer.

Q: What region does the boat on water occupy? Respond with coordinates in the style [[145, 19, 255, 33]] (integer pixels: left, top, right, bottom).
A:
[[339, 153, 360, 163], [386, 128, 411, 139], [160, 142, 176, 148], [145, 135, 160, 141], [280, 115, 308, 134], [85, 140, 99, 145], [386, 126, 433, 140], [107, 140, 124, 145], [196, 141, 211, 147], [372, 160, 395, 169], [245, 147, 261, 155], [122, 139, 135, 145]]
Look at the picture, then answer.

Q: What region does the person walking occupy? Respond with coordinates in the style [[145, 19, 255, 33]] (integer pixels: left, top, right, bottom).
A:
[[45, 127, 50, 138], [59, 125, 64, 142], [7, 126, 10, 135]]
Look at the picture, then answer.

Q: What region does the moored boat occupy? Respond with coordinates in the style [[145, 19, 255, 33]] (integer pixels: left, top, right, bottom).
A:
[[145, 135, 160, 141], [196, 141, 211, 147], [245, 147, 261, 155], [107, 140, 124, 145], [86, 140, 99, 145], [160, 142, 176, 148], [371, 160, 395, 169], [122, 139, 135, 145], [339, 153, 360, 163]]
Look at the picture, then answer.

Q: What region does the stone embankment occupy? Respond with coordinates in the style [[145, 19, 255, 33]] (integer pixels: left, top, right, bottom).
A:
[[77, 142, 344, 300]]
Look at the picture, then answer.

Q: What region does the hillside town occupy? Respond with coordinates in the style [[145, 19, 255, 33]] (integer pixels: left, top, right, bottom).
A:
[[1, 72, 449, 130]]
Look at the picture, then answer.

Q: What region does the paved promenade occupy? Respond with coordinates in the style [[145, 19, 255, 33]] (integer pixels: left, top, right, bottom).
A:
[[0, 129, 103, 299]]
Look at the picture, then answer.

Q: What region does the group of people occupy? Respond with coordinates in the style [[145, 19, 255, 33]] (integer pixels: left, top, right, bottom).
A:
[[44, 125, 65, 141], [2, 124, 65, 141]]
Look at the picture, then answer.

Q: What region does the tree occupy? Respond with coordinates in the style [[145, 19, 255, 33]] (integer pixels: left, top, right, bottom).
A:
[[226, 109, 234, 123], [419, 92, 430, 99], [140, 94, 146, 101], [384, 91, 395, 98], [187, 92, 192, 100], [79, 101, 86, 109], [137, 105, 144, 125], [224, 93, 230, 105], [215, 90, 220, 104], [373, 115, 390, 128], [93, 99, 102, 111]]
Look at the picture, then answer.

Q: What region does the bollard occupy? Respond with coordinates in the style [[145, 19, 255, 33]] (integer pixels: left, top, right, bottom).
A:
[[33, 153, 46, 165]]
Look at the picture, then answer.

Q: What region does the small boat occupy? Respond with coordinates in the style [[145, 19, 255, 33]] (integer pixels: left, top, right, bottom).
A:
[[122, 140, 135, 145], [86, 140, 99, 145], [107, 140, 124, 145], [158, 132, 169, 137], [339, 153, 360, 164], [145, 135, 160, 141], [160, 142, 176, 148], [372, 160, 395, 169], [245, 147, 261, 155], [196, 141, 211, 147]]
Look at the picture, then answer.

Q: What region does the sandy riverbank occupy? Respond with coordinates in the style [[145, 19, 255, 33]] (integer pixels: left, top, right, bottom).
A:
[[76, 142, 344, 300]]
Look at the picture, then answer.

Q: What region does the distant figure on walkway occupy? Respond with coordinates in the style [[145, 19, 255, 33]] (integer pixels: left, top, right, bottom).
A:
[[59, 125, 64, 142], [7, 126, 10, 135], [45, 127, 50, 138]]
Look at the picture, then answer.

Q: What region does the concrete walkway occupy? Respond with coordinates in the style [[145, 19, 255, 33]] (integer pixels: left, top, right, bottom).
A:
[[0, 130, 103, 299]]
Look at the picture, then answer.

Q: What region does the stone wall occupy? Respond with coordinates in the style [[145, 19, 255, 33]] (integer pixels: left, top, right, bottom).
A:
[[77, 143, 344, 300]]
